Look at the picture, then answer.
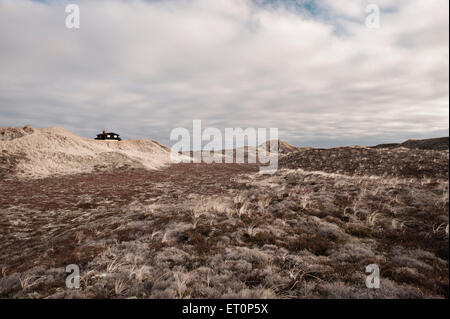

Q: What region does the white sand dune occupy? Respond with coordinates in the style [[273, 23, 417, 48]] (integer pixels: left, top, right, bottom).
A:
[[0, 126, 179, 178], [184, 140, 300, 164]]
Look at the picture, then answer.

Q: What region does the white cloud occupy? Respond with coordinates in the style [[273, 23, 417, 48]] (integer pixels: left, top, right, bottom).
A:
[[0, 0, 448, 147]]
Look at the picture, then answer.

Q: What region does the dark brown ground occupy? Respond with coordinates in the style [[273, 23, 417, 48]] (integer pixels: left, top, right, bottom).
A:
[[0, 164, 258, 274]]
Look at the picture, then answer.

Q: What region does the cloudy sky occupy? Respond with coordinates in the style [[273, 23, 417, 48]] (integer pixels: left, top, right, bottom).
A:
[[0, 0, 448, 147]]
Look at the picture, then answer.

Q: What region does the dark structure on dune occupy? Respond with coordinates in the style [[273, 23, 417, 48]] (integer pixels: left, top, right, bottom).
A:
[[95, 130, 122, 141]]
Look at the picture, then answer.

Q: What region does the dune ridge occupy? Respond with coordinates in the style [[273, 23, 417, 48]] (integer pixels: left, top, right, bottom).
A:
[[0, 126, 177, 179]]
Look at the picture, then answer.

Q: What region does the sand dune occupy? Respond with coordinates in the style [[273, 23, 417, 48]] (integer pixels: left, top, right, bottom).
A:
[[0, 126, 178, 179], [372, 137, 449, 151]]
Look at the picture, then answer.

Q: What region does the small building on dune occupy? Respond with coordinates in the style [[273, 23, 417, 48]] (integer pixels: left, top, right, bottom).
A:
[[95, 130, 122, 141]]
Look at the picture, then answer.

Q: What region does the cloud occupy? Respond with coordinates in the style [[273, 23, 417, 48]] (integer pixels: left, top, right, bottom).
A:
[[0, 0, 448, 147]]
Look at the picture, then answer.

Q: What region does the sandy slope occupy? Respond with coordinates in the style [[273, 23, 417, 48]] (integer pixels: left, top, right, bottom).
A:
[[0, 126, 178, 179], [185, 140, 299, 163]]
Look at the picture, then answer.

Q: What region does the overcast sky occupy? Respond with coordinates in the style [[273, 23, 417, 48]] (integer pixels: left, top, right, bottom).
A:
[[0, 0, 448, 147]]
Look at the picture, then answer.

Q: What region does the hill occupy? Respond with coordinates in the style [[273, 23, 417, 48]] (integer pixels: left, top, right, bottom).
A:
[[279, 146, 449, 179], [0, 126, 178, 179], [372, 137, 449, 151], [260, 139, 303, 154]]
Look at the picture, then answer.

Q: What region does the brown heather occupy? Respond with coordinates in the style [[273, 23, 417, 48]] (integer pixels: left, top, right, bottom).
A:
[[0, 138, 448, 298]]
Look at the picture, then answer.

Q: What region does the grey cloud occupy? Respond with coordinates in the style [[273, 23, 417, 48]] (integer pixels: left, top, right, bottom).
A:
[[0, 0, 448, 147]]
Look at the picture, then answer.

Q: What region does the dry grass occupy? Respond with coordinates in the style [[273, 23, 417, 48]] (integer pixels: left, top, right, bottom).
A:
[[0, 147, 448, 299], [280, 147, 448, 179]]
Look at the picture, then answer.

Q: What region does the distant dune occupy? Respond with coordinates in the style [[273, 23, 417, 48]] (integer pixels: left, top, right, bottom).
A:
[[261, 139, 305, 153], [185, 139, 301, 162], [372, 137, 449, 151], [0, 126, 180, 179]]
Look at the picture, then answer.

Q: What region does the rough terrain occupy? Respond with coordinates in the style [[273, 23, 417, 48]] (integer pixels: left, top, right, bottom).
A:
[[0, 128, 448, 299]]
